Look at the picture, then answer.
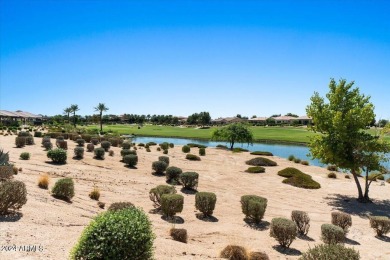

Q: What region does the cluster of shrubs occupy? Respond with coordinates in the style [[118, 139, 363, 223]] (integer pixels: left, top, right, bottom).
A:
[[246, 157, 277, 167], [288, 155, 309, 166], [277, 167, 321, 189], [15, 132, 35, 148], [220, 245, 269, 260]]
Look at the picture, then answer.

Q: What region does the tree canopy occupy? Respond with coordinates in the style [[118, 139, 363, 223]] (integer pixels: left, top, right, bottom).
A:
[[187, 112, 211, 125], [306, 78, 390, 202], [211, 123, 253, 150]]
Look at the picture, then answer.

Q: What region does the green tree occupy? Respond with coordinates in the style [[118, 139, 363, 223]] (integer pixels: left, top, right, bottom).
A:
[[63, 107, 72, 124], [94, 103, 109, 132], [69, 104, 79, 127], [306, 79, 390, 202], [211, 123, 253, 150]]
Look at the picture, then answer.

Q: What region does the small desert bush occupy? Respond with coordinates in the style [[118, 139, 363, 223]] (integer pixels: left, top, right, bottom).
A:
[[13, 166, 18, 175], [291, 210, 310, 235], [199, 147, 206, 156], [186, 154, 201, 161], [89, 187, 100, 200], [149, 185, 176, 208], [278, 167, 321, 189], [20, 152, 30, 160], [187, 143, 207, 148], [301, 160, 309, 166], [70, 207, 155, 260], [86, 143, 94, 152], [294, 158, 301, 163], [288, 155, 295, 161], [220, 245, 248, 260], [369, 216, 390, 236], [169, 143, 174, 148], [15, 136, 26, 147], [100, 141, 111, 151], [331, 212, 352, 234], [147, 141, 157, 146], [182, 145, 190, 153], [156, 147, 161, 151], [161, 194, 184, 218], [74, 147, 84, 159], [94, 148, 105, 159], [57, 140, 68, 150], [248, 251, 269, 260], [246, 157, 277, 166], [216, 144, 228, 149], [166, 166, 182, 184], [108, 150, 114, 156], [387, 178, 390, 184], [137, 143, 145, 147], [345, 174, 351, 179], [47, 148, 67, 164], [52, 178, 75, 201], [123, 154, 138, 167], [91, 138, 99, 145], [120, 148, 136, 157], [146, 148, 151, 152], [76, 138, 85, 147], [250, 151, 273, 156], [108, 202, 135, 211], [0, 180, 28, 214], [245, 166, 265, 173], [195, 192, 217, 217], [241, 195, 267, 224], [163, 149, 168, 154], [232, 147, 249, 153], [158, 156, 170, 166], [170, 228, 187, 243], [43, 141, 53, 150], [270, 217, 297, 248], [299, 244, 360, 260], [180, 172, 199, 190], [159, 142, 169, 150], [38, 174, 50, 189], [34, 131, 42, 137], [108, 138, 120, 147], [121, 141, 131, 149], [328, 172, 337, 178], [327, 165, 339, 171], [321, 224, 345, 244], [152, 161, 167, 175]]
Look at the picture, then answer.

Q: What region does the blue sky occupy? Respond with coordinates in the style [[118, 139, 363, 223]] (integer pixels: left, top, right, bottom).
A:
[[1, 0, 389, 119]]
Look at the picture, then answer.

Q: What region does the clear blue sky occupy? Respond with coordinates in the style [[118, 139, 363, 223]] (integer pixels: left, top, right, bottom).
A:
[[1, 0, 389, 119]]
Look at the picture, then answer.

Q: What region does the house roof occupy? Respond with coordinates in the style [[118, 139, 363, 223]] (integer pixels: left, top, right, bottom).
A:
[[248, 117, 267, 121], [273, 116, 296, 121], [296, 115, 312, 120], [0, 110, 42, 118]]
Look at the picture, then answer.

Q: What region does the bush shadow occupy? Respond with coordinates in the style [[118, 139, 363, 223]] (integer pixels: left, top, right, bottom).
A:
[[344, 237, 360, 245], [375, 236, 390, 243], [272, 245, 301, 256], [123, 165, 138, 169], [151, 172, 165, 177], [195, 213, 219, 222], [0, 212, 23, 222], [297, 234, 315, 241], [72, 156, 83, 160], [180, 188, 198, 195], [244, 219, 270, 231], [149, 208, 162, 214], [45, 161, 67, 165], [161, 215, 185, 224], [52, 195, 73, 204]]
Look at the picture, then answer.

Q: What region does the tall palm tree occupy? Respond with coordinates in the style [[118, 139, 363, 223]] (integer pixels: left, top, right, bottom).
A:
[[94, 103, 109, 132], [63, 107, 72, 124], [70, 104, 79, 127]]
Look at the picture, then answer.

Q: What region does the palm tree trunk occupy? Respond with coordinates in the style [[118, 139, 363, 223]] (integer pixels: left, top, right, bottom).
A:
[[100, 112, 103, 132], [73, 112, 76, 127]]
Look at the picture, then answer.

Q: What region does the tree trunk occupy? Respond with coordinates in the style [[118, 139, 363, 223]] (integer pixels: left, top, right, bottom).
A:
[[230, 141, 234, 150], [351, 169, 365, 202], [100, 112, 103, 132], [73, 112, 76, 127], [363, 168, 373, 203]]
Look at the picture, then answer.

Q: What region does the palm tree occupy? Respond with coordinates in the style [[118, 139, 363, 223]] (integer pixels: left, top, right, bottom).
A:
[[63, 107, 72, 124], [94, 103, 109, 132], [70, 104, 79, 127]]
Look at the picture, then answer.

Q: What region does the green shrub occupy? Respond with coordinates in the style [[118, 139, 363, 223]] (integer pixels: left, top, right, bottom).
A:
[[146, 142, 157, 146], [122, 141, 132, 149], [120, 149, 136, 157], [94, 148, 105, 159], [180, 172, 199, 190], [299, 244, 360, 260], [301, 160, 309, 166], [169, 228, 187, 243], [34, 131, 42, 137], [241, 195, 267, 223], [152, 161, 167, 174], [282, 173, 321, 189], [166, 166, 182, 184], [328, 172, 337, 178], [163, 149, 168, 154], [70, 207, 155, 260], [278, 167, 303, 177], [25, 136, 35, 145], [250, 151, 273, 156], [369, 216, 390, 236], [158, 156, 169, 166], [123, 155, 138, 167], [327, 165, 339, 171], [182, 145, 190, 153], [42, 136, 51, 144], [186, 154, 201, 161], [270, 218, 297, 248], [91, 138, 99, 145], [149, 185, 176, 208], [245, 166, 265, 173], [156, 147, 161, 151], [137, 143, 145, 147], [321, 224, 345, 244], [52, 178, 74, 201], [220, 245, 248, 260], [81, 134, 91, 143], [101, 141, 111, 151], [76, 138, 85, 147], [291, 210, 310, 235], [249, 251, 269, 260], [195, 192, 217, 217], [47, 148, 67, 164], [15, 136, 26, 148], [288, 155, 295, 161], [43, 141, 53, 150], [20, 152, 30, 160], [108, 138, 120, 147], [74, 147, 84, 159], [169, 143, 174, 148], [146, 148, 151, 152], [86, 143, 94, 152], [246, 157, 277, 166], [108, 202, 135, 212], [0, 180, 27, 214], [57, 140, 68, 150], [161, 194, 184, 218], [216, 144, 228, 149], [331, 212, 352, 234], [187, 143, 207, 148], [199, 147, 206, 156], [294, 158, 301, 163], [232, 147, 249, 153]]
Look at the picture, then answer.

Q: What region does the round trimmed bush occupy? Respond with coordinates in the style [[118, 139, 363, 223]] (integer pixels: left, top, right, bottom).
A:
[[166, 166, 182, 184], [86, 143, 94, 152], [249, 251, 269, 260], [108, 202, 135, 212], [186, 154, 201, 161], [369, 216, 390, 236], [0, 180, 27, 214], [121, 149, 136, 157], [245, 166, 265, 173], [47, 148, 67, 164], [74, 147, 84, 159], [288, 155, 295, 161], [94, 148, 105, 159], [300, 244, 360, 260], [161, 194, 184, 218], [101, 141, 111, 151], [158, 156, 169, 166], [159, 142, 169, 150], [52, 178, 74, 201], [291, 210, 310, 235], [169, 143, 174, 148], [301, 160, 309, 166], [241, 195, 267, 223], [195, 192, 217, 217], [246, 157, 277, 166], [163, 149, 168, 154], [331, 212, 352, 234], [321, 224, 345, 244], [170, 228, 187, 243], [34, 131, 42, 137], [123, 154, 138, 167], [328, 172, 337, 178], [182, 145, 190, 153], [43, 141, 53, 150], [278, 167, 303, 177], [149, 185, 176, 208], [180, 172, 199, 190], [137, 143, 145, 147], [152, 161, 167, 175], [57, 140, 68, 150], [220, 245, 248, 260], [76, 138, 85, 147], [20, 152, 30, 160], [15, 136, 26, 147], [282, 173, 321, 189], [270, 217, 297, 248], [122, 141, 132, 149], [199, 148, 206, 156], [327, 165, 339, 171], [146, 148, 151, 152], [71, 207, 155, 260], [294, 158, 301, 163]]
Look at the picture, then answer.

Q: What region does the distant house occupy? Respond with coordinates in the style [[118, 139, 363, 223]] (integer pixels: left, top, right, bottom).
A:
[[248, 117, 267, 124], [296, 115, 312, 125], [211, 117, 246, 125], [0, 110, 43, 125], [177, 116, 188, 124], [272, 116, 297, 124]]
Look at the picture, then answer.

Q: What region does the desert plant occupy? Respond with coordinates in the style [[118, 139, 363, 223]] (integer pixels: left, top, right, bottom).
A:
[[38, 174, 50, 189], [74, 147, 84, 159], [94, 148, 105, 159], [108, 150, 114, 156], [149, 185, 176, 208], [146, 148, 151, 152], [163, 149, 168, 154], [369, 216, 390, 236], [76, 138, 85, 147], [158, 156, 170, 166], [123, 154, 138, 167], [52, 178, 75, 201], [220, 245, 248, 260], [180, 171, 199, 190], [232, 147, 249, 153], [270, 217, 297, 248], [345, 174, 351, 179], [160, 194, 184, 218], [101, 140, 111, 151], [169, 143, 174, 148], [182, 145, 190, 153], [282, 173, 321, 189], [321, 224, 345, 244], [34, 131, 42, 137], [291, 210, 310, 235], [195, 192, 217, 217], [43, 141, 53, 150], [246, 157, 277, 166], [169, 228, 187, 243], [138, 143, 145, 147], [56, 140, 68, 150], [241, 195, 267, 223], [20, 152, 30, 160], [156, 147, 161, 151], [70, 207, 155, 260], [327, 165, 339, 171], [248, 251, 269, 260], [25, 136, 35, 145], [0, 180, 28, 214], [186, 154, 201, 161], [216, 144, 228, 149], [120, 148, 136, 157], [47, 148, 67, 164], [187, 143, 207, 148], [89, 187, 100, 200], [159, 142, 169, 150], [166, 166, 183, 184], [91, 138, 99, 145], [245, 166, 265, 173], [294, 158, 301, 163], [15, 136, 26, 147], [122, 141, 132, 149], [331, 212, 352, 234], [108, 202, 135, 212], [301, 160, 309, 166], [299, 244, 360, 260], [13, 166, 18, 175], [152, 161, 167, 175], [250, 151, 273, 156], [288, 155, 295, 161], [147, 142, 157, 146], [199, 147, 206, 156], [328, 172, 337, 178], [86, 143, 94, 152]]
